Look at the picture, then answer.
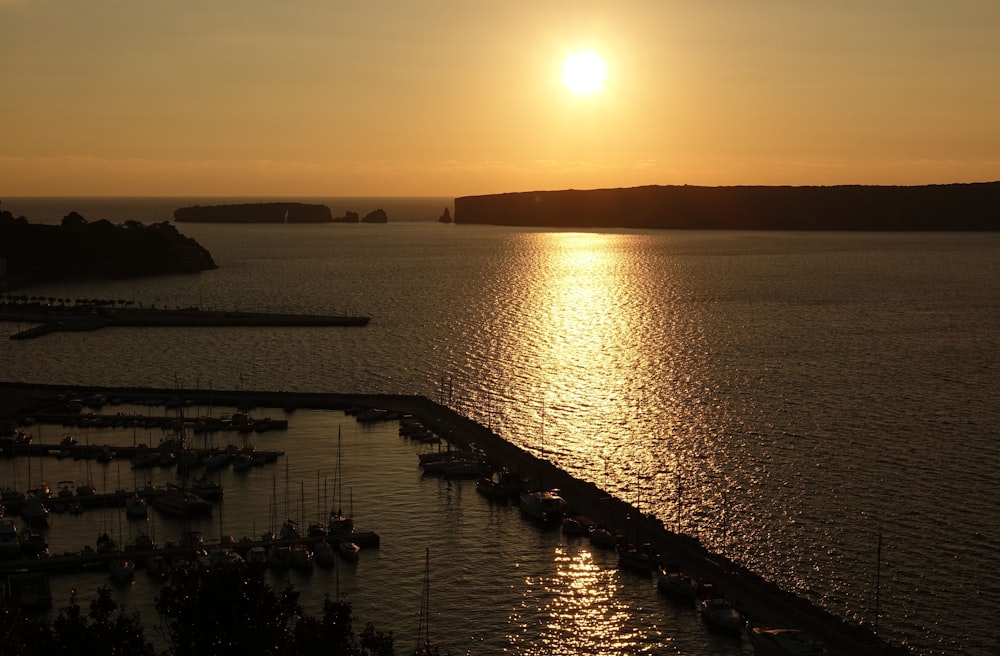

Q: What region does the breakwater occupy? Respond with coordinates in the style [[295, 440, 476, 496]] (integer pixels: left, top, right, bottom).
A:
[[0, 302, 370, 339], [0, 382, 902, 655]]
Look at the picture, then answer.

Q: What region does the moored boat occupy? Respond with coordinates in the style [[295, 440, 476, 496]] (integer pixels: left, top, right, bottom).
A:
[[746, 625, 823, 656], [700, 596, 744, 633], [519, 489, 569, 523]]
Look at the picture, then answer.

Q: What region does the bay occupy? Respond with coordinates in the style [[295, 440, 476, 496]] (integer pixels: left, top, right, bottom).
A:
[[2, 200, 998, 656]]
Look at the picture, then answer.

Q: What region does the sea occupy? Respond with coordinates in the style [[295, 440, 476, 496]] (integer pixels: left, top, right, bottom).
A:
[[1, 197, 998, 656]]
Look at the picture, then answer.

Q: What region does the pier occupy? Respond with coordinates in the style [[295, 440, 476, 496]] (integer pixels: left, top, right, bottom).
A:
[[0, 302, 370, 339], [0, 382, 899, 656]]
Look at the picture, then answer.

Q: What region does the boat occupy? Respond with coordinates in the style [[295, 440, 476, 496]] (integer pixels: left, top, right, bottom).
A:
[[3, 571, 52, 611], [746, 625, 824, 656], [656, 563, 698, 598], [266, 544, 291, 571], [588, 525, 618, 549], [313, 540, 335, 569], [0, 519, 20, 560], [20, 529, 48, 559], [700, 596, 744, 633], [20, 495, 49, 527], [108, 558, 135, 585], [338, 540, 360, 561], [328, 428, 355, 539], [125, 493, 148, 519], [518, 489, 569, 523], [245, 545, 268, 572], [56, 480, 76, 498], [96, 531, 118, 554], [616, 542, 656, 575], [152, 490, 212, 518], [289, 543, 314, 572], [474, 470, 519, 502], [414, 547, 440, 656]]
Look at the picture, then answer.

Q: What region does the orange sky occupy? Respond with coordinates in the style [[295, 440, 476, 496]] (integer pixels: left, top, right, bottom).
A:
[[1, 1, 998, 197]]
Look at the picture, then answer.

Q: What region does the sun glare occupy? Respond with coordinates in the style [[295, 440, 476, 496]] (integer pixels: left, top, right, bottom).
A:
[[562, 50, 606, 96]]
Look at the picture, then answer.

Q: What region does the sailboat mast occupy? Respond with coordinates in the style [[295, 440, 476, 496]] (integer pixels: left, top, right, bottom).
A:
[[874, 531, 882, 636]]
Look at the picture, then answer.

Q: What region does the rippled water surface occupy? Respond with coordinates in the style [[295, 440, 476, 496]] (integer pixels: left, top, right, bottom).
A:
[[2, 208, 998, 656]]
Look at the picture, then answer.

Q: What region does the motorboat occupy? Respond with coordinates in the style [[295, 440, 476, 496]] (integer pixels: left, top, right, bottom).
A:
[[588, 525, 619, 550], [656, 563, 698, 598], [746, 625, 824, 656], [700, 597, 744, 633], [616, 542, 656, 575], [152, 490, 212, 518], [519, 489, 569, 523]]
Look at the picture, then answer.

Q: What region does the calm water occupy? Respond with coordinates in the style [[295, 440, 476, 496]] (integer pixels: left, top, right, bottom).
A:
[[2, 198, 999, 655]]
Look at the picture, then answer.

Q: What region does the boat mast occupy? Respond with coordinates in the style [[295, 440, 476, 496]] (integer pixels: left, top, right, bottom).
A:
[[874, 531, 882, 636]]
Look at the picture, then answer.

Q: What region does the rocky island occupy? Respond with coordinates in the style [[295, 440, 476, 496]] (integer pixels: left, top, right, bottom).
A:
[[454, 182, 1000, 230], [174, 202, 333, 223], [173, 202, 391, 224], [0, 209, 217, 291]]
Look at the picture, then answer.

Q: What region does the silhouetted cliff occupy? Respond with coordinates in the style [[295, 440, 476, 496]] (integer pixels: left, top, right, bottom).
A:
[[0, 210, 217, 289], [454, 183, 1000, 230], [174, 202, 333, 223]]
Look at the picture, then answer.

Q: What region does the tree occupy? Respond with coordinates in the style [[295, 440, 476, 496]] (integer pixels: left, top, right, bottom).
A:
[[50, 588, 155, 656]]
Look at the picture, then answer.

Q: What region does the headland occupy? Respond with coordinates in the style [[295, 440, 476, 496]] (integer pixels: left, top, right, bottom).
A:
[[454, 182, 1000, 230], [0, 209, 216, 292]]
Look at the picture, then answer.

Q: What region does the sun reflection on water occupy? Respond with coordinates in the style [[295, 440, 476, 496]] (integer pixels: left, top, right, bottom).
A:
[[508, 546, 645, 655]]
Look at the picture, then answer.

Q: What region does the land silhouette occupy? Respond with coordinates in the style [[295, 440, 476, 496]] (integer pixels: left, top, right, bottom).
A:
[[454, 182, 1000, 230]]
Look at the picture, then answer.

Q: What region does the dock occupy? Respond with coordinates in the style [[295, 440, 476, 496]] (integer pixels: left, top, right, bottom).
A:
[[0, 302, 370, 339], [0, 382, 899, 655]]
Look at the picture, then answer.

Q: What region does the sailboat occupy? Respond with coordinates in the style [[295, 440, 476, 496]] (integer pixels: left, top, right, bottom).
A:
[[414, 548, 440, 656], [328, 427, 354, 540]]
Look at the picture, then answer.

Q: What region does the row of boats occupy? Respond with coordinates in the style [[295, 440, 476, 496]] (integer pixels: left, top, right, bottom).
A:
[[409, 438, 823, 656]]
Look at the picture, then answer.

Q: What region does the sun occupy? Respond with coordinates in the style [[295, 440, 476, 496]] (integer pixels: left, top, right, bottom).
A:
[[561, 50, 607, 96]]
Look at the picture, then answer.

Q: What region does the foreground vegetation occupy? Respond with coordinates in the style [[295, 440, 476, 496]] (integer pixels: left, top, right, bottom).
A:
[[0, 566, 395, 656]]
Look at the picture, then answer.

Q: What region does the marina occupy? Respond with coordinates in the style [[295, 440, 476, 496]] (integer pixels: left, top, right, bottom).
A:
[[1, 382, 902, 655]]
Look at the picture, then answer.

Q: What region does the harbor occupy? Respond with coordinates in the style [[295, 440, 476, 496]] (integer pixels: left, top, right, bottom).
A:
[[0, 381, 905, 655]]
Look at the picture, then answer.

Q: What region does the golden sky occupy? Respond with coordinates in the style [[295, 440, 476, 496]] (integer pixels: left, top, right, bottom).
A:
[[1, 1, 998, 197]]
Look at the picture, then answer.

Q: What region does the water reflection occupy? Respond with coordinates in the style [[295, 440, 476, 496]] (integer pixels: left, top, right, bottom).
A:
[[510, 546, 642, 655]]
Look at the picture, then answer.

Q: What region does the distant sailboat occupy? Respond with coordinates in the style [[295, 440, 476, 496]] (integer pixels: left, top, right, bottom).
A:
[[414, 547, 439, 656]]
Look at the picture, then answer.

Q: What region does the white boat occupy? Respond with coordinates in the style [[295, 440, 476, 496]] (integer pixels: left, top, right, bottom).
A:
[[518, 489, 569, 523], [747, 625, 824, 656], [700, 597, 744, 633]]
